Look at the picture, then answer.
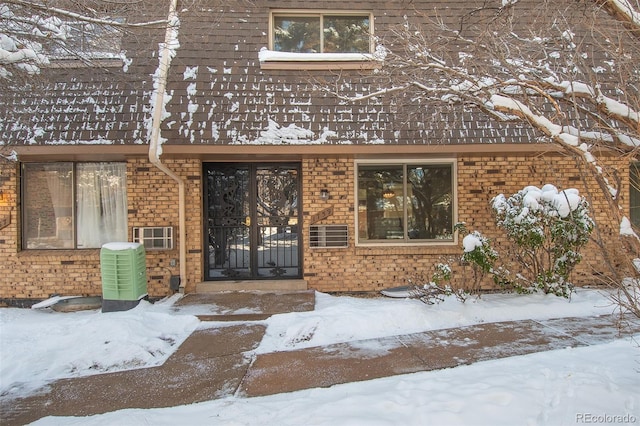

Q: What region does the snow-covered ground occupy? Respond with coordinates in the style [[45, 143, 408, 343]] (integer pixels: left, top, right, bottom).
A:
[[1, 289, 639, 425]]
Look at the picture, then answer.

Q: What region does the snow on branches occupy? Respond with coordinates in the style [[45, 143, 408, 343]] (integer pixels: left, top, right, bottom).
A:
[[337, 0, 639, 209], [0, 4, 56, 77], [0, 1, 169, 80]]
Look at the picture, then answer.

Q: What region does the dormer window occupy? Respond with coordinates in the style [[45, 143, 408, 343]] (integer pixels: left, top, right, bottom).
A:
[[261, 10, 376, 70]]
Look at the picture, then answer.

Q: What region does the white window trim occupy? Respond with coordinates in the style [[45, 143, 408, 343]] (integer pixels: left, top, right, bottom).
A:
[[354, 158, 459, 247], [267, 9, 375, 58]]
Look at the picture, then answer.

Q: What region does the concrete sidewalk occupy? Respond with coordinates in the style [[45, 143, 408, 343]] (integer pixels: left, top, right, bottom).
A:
[[2, 292, 639, 425]]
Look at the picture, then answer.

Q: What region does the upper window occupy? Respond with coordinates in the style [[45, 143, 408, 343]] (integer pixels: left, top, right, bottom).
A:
[[50, 19, 124, 61], [272, 12, 372, 54], [262, 11, 377, 69], [357, 162, 455, 244], [22, 162, 127, 249]]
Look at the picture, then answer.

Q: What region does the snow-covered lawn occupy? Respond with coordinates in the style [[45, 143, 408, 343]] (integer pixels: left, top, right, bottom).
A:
[[1, 289, 639, 425]]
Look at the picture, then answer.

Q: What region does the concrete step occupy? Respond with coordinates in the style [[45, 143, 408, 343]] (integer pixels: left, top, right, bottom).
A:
[[196, 279, 308, 293], [175, 288, 316, 321]]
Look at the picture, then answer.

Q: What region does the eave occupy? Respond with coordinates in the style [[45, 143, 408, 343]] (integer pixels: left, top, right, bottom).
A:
[[13, 142, 562, 162]]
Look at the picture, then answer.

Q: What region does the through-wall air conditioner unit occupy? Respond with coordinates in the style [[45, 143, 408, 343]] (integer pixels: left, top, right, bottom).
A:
[[132, 226, 174, 250], [309, 224, 348, 248]]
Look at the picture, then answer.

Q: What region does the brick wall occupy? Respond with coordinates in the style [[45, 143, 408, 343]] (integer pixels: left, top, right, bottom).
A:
[[302, 157, 464, 292], [456, 153, 626, 290], [126, 158, 203, 296], [0, 152, 632, 301], [0, 158, 203, 300], [302, 153, 629, 293]]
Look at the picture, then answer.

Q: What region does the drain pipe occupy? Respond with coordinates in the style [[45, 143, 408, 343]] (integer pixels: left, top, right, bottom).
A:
[[148, 0, 186, 293]]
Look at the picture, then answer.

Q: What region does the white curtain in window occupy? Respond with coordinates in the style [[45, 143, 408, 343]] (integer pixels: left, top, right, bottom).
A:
[[77, 163, 127, 248]]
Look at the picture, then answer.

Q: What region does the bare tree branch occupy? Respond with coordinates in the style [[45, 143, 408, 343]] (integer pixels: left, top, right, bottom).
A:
[[324, 0, 640, 316], [3, 0, 169, 27]]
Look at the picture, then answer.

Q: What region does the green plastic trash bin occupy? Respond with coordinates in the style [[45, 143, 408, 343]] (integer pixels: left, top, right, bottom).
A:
[[100, 242, 148, 312]]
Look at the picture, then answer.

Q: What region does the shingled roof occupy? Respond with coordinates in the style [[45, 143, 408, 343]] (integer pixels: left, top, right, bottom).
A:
[[0, 0, 628, 149]]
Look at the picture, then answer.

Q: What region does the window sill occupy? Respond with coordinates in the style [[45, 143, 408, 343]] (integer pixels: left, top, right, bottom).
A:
[[354, 243, 458, 256], [356, 240, 457, 247], [18, 248, 100, 257], [258, 49, 380, 71]]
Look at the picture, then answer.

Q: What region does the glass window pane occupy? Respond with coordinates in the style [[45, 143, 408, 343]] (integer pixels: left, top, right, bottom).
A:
[[273, 16, 320, 53], [358, 165, 404, 241], [76, 163, 127, 248], [23, 163, 74, 249], [407, 165, 453, 240], [323, 15, 370, 53]]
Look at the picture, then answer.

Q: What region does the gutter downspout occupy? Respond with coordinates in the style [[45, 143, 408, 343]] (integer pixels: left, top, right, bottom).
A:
[[148, 0, 186, 293]]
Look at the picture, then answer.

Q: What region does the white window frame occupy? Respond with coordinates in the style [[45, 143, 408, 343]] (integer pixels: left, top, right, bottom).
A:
[[354, 158, 458, 247], [262, 10, 376, 70]]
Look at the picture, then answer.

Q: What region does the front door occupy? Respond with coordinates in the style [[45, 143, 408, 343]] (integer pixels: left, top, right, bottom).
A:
[[204, 163, 301, 280]]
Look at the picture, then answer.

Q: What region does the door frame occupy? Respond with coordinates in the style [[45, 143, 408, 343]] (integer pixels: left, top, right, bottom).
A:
[[202, 162, 303, 281]]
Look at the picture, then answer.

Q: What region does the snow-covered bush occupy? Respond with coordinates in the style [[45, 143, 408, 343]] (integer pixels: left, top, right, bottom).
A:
[[454, 222, 499, 293], [460, 229, 498, 275], [406, 262, 469, 304], [491, 184, 594, 297]]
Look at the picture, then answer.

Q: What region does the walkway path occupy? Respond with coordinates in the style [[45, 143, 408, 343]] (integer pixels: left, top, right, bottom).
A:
[[1, 292, 638, 425]]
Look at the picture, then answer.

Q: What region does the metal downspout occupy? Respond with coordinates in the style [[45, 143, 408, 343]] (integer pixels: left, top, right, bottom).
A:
[[148, 0, 186, 293]]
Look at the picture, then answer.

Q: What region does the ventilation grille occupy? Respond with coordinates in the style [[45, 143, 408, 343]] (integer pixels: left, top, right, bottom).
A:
[[309, 224, 348, 248], [132, 227, 174, 250]]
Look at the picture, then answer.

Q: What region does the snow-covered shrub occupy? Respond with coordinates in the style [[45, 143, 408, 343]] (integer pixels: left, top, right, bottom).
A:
[[460, 229, 498, 275], [454, 222, 499, 293], [407, 262, 468, 304], [431, 262, 452, 285], [491, 184, 594, 297]]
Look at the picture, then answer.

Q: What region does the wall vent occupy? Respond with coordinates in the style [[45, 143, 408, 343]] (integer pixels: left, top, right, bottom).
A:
[[132, 226, 174, 250], [309, 224, 348, 248]]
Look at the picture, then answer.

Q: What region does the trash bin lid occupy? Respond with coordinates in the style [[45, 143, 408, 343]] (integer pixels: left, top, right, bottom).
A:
[[101, 242, 142, 251]]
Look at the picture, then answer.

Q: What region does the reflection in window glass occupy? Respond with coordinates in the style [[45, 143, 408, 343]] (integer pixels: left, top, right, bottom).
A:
[[274, 16, 320, 53], [407, 165, 452, 240], [357, 163, 454, 243], [323, 16, 370, 53], [273, 13, 371, 54], [358, 165, 404, 241], [23, 163, 74, 249]]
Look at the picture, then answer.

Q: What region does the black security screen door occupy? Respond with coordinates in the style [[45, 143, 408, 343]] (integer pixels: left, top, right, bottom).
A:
[[204, 163, 301, 280]]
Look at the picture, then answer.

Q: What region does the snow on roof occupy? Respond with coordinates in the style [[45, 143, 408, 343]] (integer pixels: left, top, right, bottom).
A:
[[1, 0, 633, 148]]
